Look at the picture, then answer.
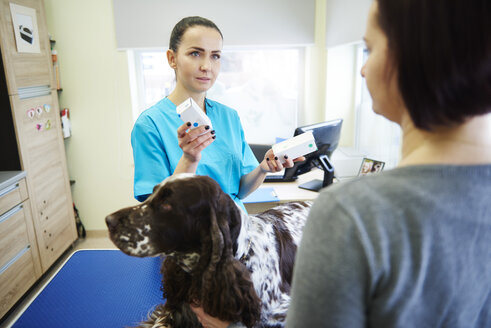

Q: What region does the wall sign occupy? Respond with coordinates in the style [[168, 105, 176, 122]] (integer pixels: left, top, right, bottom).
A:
[[9, 3, 40, 53]]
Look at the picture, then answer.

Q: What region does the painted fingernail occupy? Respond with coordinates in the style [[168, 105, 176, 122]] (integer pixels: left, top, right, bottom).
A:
[[205, 125, 210, 130], [212, 135, 216, 139], [284, 155, 288, 159], [266, 158, 270, 161], [211, 130, 215, 135], [274, 156, 278, 160], [186, 122, 191, 127]]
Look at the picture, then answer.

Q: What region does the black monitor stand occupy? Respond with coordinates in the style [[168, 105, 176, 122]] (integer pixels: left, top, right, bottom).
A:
[[298, 154, 335, 192]]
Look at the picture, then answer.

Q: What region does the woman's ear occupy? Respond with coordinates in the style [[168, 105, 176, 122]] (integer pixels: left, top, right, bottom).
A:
[[167, 49, 177, 69]]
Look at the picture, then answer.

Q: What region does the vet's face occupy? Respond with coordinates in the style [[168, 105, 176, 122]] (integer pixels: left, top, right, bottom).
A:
[[167, 26, 222, 94], [105, 174, 215, 257]]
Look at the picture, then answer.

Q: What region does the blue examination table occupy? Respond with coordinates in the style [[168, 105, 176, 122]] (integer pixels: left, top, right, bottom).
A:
[[10, 249, 164, 328]]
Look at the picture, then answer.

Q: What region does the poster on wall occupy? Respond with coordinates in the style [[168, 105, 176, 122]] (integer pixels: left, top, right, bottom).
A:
[[9, 3, 40, 53]]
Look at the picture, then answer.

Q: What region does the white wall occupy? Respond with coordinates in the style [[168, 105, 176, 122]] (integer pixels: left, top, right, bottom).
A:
[[43, 0, 359, 230], [325, 43, 359, 147]]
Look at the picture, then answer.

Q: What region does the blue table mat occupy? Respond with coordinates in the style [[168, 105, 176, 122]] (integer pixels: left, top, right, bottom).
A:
[[12, 249, 164, 328]]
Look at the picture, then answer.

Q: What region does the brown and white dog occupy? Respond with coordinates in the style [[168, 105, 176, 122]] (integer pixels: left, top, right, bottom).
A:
[[106, 174, 311, 328]]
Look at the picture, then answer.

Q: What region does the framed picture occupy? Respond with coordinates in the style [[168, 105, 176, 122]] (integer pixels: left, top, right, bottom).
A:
[[358, 158, 385, 176], [10, 3, 40, 53]]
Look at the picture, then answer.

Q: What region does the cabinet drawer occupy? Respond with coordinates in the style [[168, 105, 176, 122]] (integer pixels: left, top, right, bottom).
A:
[[0, 203, 31, 270], [0, 246, 38, 318], [0, 178, 27, 215]]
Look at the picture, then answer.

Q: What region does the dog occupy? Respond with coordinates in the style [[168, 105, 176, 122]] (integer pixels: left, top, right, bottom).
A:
[[106, 174, 311, 328]]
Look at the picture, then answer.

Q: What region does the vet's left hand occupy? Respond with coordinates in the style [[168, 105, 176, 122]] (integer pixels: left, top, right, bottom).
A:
[[260, 149, 305, 173], [190, 304, 230, 328]]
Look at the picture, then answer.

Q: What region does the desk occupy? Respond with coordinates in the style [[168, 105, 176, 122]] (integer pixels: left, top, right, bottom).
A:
[[244, 169, 323, 214]]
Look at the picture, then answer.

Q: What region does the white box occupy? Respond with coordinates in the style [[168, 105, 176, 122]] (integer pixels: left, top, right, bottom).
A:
[[272, 131, 317, 164], [176, 98, 212, 130], [331, 147, 366, 179]]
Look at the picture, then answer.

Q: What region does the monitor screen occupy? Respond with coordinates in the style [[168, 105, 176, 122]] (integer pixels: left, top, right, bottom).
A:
[[283, 119, 343, 188]]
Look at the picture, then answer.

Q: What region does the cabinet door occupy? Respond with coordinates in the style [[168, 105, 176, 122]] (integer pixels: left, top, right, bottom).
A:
[[32, 161, 75, 266], [0, 0, 54, 94], [10, 92, 77, 271]]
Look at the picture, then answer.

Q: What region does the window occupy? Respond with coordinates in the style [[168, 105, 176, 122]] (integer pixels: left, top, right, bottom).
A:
[[128, 48, 304, 145], [354, 44, 401, 168]]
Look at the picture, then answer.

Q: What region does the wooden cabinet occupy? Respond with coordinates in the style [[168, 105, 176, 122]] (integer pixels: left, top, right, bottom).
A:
[[0, 172, 42, 319], [0, 0, 54, 93], [9, 92, 77, 271], [0, 0, 78, 318]]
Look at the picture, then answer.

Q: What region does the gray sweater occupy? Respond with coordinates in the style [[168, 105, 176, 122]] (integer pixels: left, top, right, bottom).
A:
[[287, 165, 491, 328]]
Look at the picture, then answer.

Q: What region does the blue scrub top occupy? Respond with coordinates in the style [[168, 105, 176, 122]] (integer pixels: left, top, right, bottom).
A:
[[131, 97, 259, 212]]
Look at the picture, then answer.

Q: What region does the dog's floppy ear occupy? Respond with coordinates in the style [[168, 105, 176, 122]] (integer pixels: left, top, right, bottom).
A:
[[199, 194, 261, 328]]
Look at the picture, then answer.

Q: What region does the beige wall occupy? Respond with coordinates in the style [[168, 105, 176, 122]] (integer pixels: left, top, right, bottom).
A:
[[44, 0, 137, 230], [43, 0, 356, 230]]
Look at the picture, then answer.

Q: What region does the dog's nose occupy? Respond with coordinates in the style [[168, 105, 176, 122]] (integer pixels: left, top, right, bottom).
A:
[[105, 214, 118, 231]]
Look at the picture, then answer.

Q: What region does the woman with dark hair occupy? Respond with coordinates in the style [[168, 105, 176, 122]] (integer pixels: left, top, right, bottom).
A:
[[287, 0, 491, 327], [131, 17, 301, 211]]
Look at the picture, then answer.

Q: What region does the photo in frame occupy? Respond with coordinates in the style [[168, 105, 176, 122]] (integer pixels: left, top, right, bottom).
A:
[[10, 3, 40, 53], [358, 158, 385, 176]]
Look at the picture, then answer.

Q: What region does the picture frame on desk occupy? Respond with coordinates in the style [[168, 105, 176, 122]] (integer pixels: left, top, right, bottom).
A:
[[359, 158, 385, 176]]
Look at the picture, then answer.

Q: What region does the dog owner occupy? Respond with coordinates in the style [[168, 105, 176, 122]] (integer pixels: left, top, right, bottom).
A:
[[287, 0, 491, 327], [131, 16, 301, 210]]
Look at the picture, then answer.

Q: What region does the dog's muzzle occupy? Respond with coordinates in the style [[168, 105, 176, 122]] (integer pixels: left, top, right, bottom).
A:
[[105, 214, 118, 233]]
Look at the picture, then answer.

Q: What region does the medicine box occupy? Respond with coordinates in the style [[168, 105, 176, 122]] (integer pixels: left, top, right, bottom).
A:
[[176, 98, 212, 129], [272, 131, 317, 164]]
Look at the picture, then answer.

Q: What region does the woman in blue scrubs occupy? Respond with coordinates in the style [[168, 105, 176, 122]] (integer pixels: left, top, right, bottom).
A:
[[131, 16, 300, 211]]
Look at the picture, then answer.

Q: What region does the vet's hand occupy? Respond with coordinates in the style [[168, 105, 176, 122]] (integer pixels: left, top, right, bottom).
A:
[[260, 149, 305, 173], [190, 304, 230, 328], [177, 122, 216, 163]]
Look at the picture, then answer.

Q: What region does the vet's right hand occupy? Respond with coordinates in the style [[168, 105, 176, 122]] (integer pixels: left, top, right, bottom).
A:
[[190, 304, 230, 328], [177, 122, 216, 163]]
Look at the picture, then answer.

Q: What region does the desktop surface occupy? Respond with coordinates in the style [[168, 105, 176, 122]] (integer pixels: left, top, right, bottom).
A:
[[244, 169, 323, 214]]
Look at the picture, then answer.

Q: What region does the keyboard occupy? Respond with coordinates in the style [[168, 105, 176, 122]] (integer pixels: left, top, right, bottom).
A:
[[264, 174, 297, 183]]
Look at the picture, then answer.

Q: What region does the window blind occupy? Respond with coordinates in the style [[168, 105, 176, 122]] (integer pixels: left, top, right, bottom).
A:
[[325, 0, 371, 48], [113, 0, 315, 49]]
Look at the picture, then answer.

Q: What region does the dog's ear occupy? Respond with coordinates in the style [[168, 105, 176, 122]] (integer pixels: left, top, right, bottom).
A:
[[160, 259, 202, 327], [198, 203, 261, 328], [215, 192, 243, 252]]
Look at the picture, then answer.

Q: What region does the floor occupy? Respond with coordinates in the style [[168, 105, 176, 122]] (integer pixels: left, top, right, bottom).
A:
[[1, 231, 116, 327]]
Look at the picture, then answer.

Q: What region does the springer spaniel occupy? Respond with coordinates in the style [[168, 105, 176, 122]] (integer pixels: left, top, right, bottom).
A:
[[105, 174, 311, 328]]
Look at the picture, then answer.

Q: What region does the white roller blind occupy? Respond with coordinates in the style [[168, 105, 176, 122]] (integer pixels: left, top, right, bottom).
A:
[[325, 0, 371, 48], [113, 0, 315, 49]]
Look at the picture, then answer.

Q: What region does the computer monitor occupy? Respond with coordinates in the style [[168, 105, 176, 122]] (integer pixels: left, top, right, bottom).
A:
[[283, 118, 343, 192]]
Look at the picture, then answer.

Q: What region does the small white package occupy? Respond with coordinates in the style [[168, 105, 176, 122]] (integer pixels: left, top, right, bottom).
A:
[[272, 131, 317, 164], [176, 98, 212, 131]]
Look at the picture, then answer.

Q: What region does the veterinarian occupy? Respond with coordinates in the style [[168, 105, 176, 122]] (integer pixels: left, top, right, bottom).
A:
[[131, 16, 302, 212], [287, 0, 491, 327]]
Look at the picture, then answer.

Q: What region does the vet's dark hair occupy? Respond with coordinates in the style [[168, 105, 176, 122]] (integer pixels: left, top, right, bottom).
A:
[[169, 16, 223, 52], [376, 0, 491, 130]]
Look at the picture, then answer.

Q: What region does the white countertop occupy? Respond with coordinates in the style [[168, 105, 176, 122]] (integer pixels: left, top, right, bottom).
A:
[[0, 171, 26, 191]]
